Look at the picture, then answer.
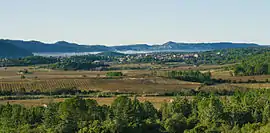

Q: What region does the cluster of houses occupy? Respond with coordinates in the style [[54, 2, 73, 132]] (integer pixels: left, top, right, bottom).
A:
[[115, 53, 200, 63]]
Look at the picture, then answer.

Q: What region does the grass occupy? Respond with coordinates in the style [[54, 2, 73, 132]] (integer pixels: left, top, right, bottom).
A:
[[0, 96, 174, 109], [212, 70, 270, 82], [233, 83, 270, 89]]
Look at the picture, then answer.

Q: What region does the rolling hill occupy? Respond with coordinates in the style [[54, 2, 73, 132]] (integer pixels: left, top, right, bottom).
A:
[[1, 39, 261, 53], [152, 41, 259, 50], [2, 40, 112, 52], [0, 40, 33, 58]]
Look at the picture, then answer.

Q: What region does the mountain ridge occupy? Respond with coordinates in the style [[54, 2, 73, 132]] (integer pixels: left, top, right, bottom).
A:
[[0, 39, 261, 53], [0, 40, 33, 58]]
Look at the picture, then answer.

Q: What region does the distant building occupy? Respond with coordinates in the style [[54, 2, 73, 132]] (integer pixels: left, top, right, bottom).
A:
[[42, 104, 48, 108], [194, 54, 199, 58], [93, 60, 105, 64], [93, 60, 101, 64]]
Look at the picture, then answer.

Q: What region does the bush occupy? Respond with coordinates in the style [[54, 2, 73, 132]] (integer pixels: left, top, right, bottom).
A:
[[106, 72, 123, 77], [20, 75, 26, 79]]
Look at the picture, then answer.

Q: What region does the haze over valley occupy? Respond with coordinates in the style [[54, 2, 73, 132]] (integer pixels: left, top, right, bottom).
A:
[[0, 39, 263, 57]]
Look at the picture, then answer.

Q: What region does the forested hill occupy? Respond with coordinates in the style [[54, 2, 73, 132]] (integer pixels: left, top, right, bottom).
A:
[[1, 40, 111, 52], [0, 41, 33, 58], [156, 41, 259, 50], [1, 39, 261, 53]]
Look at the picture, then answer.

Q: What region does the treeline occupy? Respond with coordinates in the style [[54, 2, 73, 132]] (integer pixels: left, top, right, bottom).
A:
[[0, 87, 94, 96], [0, 87, 138, 99], [0, 56, 59, 67], [234, 53, 270, 76], [157, 70, 270, 85], [157, 70, 213, 84], [0, 85, 255, 98], [41, 55, 112, 70], [1, 90, 270, 132], [0, 55, 113, 70], [42, 55, 112, 70]]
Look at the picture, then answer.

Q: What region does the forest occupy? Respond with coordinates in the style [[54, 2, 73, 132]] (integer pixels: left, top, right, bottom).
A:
[[233, 53, 270, 76], [0, 55, 112, 68], [185, 47, 270, 65], [1, 90, 270, 133]]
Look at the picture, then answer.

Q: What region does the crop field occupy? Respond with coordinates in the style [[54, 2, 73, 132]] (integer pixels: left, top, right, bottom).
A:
[[0, 78, 200, 94], [1, 65, 270, 93], [1, 64, 270, 108], [0, 66, 201, 94]]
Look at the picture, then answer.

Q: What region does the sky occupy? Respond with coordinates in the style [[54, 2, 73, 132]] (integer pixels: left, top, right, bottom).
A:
[[0, 0, 269, 45]]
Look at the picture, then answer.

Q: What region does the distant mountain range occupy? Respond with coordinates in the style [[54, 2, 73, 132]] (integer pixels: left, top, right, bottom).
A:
[[0, 39, 262, 58], [0, 40, 33, 58], [1, 40, 111, 52]]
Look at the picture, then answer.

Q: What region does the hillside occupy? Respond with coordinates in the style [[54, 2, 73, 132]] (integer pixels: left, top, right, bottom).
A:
[[1, 39, 261, 53], [2, 40, 112, 52], [0, 41, 33, 58], [153, 41, 259, 50]]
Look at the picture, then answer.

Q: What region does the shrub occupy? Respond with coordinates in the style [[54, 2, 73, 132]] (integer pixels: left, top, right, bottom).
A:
[[106, 72, 123, 77]]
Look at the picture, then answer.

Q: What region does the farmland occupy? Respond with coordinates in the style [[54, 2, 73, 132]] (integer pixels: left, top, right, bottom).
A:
[[0, 61, 269, 99], [1, 50, 270, 98], [0, 51, 269, 114], [0, 49, 270, 132], [0, 66, 201, 94]]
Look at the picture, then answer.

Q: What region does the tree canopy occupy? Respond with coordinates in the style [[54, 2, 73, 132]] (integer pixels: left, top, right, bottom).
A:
[[1, 90, 270, 132], [234, 52, 270, 76]]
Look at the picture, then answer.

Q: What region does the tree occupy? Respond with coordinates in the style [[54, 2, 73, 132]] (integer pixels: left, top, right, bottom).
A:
[[57, 97, 87, 132], [171, 97, 192, 117], [43, 103, 60, 129], [164, 113, 187, 133], [197, 95, 223, 124]]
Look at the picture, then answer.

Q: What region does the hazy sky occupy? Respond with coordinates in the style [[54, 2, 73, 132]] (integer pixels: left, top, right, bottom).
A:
[[0, 0, 269, 45]]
